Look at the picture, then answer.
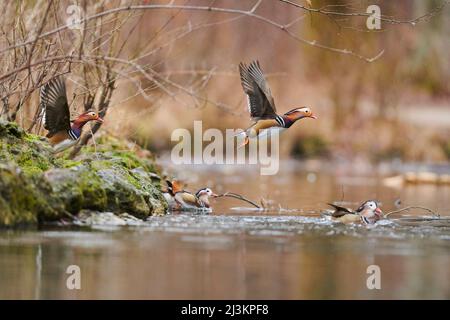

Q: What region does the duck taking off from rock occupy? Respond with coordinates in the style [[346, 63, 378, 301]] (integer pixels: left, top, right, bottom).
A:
[[237, 60, 317, 146], [40, 76, 103, 153], [174, 187, 218, 211], [324, 200, 383, 225]]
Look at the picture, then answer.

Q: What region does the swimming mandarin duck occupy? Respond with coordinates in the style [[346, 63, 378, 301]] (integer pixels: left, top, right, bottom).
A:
[[163, 180, 183, 209], [174, 187, 218, 210], [237, 60, 317, 146], [40, 76, 103, 153], [324, 200, 383, 225]]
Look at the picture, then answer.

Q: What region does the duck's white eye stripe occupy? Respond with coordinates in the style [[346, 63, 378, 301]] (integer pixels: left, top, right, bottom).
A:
[[368, 201, 376, 208]]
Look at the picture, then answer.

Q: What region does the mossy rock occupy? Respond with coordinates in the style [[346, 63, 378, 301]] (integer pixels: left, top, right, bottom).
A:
[[0, 164, 60, 226], [0, 120, 167, 227], [0, 120, 56, 178], [0, 120, 25, 139], [43, 167, 107, 214]]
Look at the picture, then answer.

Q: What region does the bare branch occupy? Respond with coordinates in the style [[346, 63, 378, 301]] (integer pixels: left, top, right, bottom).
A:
[[0, 3, 390, 62], [279, 0, 449, 26]]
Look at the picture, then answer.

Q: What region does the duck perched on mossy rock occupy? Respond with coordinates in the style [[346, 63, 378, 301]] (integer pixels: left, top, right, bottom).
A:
[[0, 120, 167, 227]]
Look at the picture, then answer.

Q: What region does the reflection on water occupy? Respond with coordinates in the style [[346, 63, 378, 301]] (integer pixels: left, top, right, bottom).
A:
[[0, 163, 449, 299]]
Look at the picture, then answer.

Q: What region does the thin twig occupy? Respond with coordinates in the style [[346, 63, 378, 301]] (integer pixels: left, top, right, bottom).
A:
[[0, 3, 389, 62], [216, 192, 261, 208], [384, 206, 440, 218], [279, 0, 449, 25]]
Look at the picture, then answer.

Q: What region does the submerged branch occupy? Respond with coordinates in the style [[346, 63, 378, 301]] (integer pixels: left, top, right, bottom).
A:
[[216, 192, 261, 209]]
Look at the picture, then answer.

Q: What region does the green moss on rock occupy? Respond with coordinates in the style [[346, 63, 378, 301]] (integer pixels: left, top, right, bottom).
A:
[[0, 120, 167, 227], [0, 120, 56, 178], [0, 164, 59, 226]]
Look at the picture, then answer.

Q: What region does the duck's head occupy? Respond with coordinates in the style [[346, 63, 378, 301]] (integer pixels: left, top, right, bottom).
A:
[[76, 110, 104, 124], [195, 188, 218, 208], [283, 107, 317, 121], [196, 188, 218, 199], [357, 200, 383, 217]]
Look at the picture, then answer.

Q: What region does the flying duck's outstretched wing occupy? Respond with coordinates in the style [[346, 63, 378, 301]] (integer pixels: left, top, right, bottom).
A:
[[239, 60, 277, 120], [40, 76, 71, 138]]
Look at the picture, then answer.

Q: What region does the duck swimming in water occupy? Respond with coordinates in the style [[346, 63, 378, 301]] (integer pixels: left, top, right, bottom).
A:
[[324, 200, 383, 225], [174, 187, 218, 211]]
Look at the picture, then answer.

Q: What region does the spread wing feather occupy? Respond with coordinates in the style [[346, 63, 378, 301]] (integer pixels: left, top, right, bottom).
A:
[[40, 76, 70, 138], [239, 60, 277, 120]]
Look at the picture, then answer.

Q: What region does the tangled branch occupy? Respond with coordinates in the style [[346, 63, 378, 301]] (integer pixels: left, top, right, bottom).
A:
[[384, 206, 440, 218]]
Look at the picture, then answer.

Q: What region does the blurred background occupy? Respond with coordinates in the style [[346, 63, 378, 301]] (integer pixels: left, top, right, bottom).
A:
[[104, 0, 450, 164], [2, 0, 449, 164]]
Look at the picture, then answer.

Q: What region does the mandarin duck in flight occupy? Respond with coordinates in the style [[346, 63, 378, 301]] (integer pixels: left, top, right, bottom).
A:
[[174, 187, 218, 211], [40, 76, 103, 153], [237, 60, 317, 146], [324, 200, 383, 225]]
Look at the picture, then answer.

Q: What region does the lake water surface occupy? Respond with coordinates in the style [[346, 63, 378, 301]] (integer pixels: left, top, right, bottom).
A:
[[0, 161, 449, 299]]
